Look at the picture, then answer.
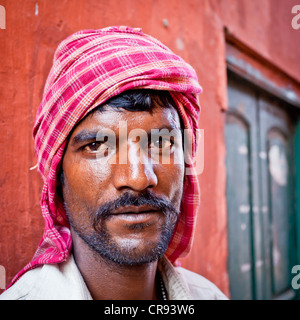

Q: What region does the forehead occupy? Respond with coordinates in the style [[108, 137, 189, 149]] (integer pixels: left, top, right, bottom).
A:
[[70, 105, 182, 138]]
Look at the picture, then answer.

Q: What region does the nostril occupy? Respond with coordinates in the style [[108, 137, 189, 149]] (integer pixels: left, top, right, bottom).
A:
[[113, 162, 158, 192]]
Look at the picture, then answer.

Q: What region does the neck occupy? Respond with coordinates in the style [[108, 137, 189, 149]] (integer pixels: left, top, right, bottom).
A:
[[71, 229, 159, 300]]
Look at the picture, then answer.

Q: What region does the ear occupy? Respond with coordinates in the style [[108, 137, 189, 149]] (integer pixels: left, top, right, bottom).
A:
[[56, 167, 65, 201], [59, 168, 65, 186]]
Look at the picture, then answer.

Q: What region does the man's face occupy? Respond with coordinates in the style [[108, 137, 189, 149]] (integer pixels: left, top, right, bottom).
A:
[[61, 104, 185, 265]]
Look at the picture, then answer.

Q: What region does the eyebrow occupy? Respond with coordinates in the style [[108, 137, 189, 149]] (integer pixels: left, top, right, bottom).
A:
[[71, 130, 99, 146]]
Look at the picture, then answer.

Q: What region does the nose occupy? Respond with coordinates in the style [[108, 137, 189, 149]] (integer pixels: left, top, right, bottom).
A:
[[112, 141, 158, 192]]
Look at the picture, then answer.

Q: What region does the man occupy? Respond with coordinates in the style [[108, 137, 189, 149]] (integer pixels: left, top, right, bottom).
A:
[[1, 26, 227, 300]]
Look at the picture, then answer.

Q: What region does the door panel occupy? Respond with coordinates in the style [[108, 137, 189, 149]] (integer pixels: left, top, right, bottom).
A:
[[259, 96, 295, 299], [226, 77, 262, 300], [225, 114, 253, 299]]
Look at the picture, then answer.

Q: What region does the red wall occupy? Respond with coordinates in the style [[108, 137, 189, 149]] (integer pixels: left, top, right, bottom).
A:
[[1, 0, 299, 296]]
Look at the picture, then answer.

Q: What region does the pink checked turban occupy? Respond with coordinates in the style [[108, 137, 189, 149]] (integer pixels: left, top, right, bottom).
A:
[[11, 26, 202, 285]]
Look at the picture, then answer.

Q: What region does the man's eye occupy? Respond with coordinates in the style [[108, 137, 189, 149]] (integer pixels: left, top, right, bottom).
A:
[[83, 140, 111, 153], [84, 141, 102, 152], [149, 137, 173, 149]]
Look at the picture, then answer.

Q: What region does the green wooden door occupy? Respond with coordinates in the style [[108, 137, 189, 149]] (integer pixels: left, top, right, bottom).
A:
[[226, 74, 297, 300]]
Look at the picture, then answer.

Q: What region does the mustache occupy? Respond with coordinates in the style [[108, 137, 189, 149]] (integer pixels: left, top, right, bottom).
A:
[[91, 190, 179, 228]]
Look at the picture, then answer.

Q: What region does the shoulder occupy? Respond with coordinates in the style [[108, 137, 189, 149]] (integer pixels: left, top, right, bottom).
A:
[[0, 255, 91, 300], [175, 266, 229, 300], [0, 267, 41, 300]]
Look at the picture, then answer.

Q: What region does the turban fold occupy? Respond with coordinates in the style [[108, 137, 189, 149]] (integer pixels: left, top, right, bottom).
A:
[[10, 26, 202, 286]]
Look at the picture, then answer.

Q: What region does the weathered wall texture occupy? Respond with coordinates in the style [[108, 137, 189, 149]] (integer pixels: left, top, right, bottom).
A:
[[1, 0, 299, 296]]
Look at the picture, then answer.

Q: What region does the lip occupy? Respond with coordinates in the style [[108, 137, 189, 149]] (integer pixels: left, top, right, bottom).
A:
[[111, 212, 159, 224], [110, 205, 160, 215], [108, 205, 162, 224]]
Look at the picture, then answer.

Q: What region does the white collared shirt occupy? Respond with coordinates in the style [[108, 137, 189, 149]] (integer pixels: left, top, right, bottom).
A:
[[0, 255, 228, 300]]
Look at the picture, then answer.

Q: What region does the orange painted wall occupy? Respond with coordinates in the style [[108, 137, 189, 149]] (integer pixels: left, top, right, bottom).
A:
[[0, 0, 299, 296]]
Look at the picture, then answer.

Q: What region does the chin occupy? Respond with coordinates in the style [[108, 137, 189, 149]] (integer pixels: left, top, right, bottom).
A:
[[78, 228, 172, 266]]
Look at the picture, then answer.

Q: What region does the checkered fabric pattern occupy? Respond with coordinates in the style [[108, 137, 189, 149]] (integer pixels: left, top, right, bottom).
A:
[[9, 26, 202, 287]]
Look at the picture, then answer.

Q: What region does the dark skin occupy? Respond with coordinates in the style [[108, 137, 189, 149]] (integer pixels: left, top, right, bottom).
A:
[[61, 105, 185, 300]]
